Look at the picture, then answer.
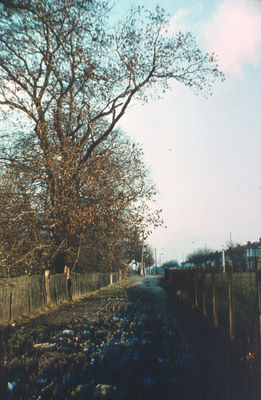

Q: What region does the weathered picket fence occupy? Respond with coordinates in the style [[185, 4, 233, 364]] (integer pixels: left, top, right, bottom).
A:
[[0, 270, 121, 323]]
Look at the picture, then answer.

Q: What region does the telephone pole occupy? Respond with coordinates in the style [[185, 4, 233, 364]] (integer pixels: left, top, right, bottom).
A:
[[140, 239, 145, 276], [230, 232, 232, 247], [155, 248, 157, 275]]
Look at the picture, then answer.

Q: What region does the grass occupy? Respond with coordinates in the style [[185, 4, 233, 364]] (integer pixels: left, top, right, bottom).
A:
[[170, 271, 257, 345], [208, 273, 256, 341]]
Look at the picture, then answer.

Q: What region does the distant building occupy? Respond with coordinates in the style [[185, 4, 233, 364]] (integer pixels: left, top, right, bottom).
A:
[[128, 260, 138, 272], [183, 238, 261, 272], [244, 239, 261, 271], [145, 265, 164, 275], [216, 238, 261, 272]]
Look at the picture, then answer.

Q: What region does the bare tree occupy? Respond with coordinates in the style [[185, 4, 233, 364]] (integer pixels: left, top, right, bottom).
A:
[[187, 248, 218, 266], [0, 0, 224, 272]]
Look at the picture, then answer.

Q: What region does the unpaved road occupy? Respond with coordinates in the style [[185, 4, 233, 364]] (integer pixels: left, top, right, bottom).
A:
[[0, 275, 256, 399]]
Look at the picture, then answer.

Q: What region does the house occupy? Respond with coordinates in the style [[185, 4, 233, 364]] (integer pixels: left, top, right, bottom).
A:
[[185, 238, 261, 272], [219, 238, 261, 272], [245, 239, 261, 271]]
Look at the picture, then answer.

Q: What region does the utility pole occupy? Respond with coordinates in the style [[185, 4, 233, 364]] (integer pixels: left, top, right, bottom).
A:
[[140, 239, 145, 276], [155, 248, 157, 275]]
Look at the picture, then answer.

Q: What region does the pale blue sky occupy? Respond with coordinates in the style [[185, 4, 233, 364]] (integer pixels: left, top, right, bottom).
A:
[[1, 1, 260, 265], [115, 0, 261, 262]]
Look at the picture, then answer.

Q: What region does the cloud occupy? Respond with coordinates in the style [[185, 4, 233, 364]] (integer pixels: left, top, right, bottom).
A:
[[203, 0, 261, 77], [168, 4, 203, 34]]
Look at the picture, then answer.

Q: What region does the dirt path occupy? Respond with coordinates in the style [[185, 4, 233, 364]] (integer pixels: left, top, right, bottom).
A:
[[0, 275, 251, 399]]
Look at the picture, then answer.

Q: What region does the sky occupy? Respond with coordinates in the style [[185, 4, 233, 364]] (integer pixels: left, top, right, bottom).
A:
[[115, 0, 261, 263]]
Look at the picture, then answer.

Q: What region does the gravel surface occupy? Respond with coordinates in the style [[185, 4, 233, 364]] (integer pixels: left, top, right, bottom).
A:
[[0, 274, 257, 399]]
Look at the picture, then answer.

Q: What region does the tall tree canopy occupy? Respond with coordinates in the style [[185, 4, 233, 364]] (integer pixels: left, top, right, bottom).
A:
[[0, 0, 223, 275]]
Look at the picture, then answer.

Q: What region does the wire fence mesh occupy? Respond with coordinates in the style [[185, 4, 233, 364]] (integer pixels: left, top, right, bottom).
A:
[[165, 266, 258, 351]]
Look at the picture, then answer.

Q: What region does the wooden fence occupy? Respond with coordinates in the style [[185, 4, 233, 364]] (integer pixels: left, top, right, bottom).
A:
[[0, 270, 121, 324], [165, 262, 261, 354]]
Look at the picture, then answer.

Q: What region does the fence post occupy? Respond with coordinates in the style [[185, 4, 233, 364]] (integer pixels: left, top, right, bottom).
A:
[[9, 291, 12, 321], [201, 264, 207, 318], [211, 262, 218, 328], [222, 248, 226, 273], [193, 268, 198, 308], [64, 265, 72, 300], [110, 270, 113, 285], [44, 269, 51, 307], [227, 260, 235, 340], [254, 252, 261, 354]]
